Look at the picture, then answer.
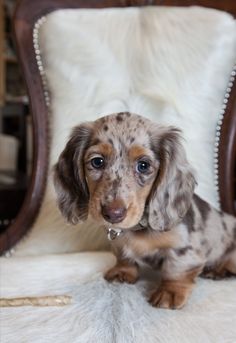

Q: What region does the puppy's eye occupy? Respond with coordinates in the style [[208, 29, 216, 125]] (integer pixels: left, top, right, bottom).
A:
[[90, 157, 104, 169], [136, 160, 151, 173]]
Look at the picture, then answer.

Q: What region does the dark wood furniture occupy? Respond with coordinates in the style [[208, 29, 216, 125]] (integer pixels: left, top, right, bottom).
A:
[[2, 102, 28, 173], [0, 0, 235, 254], [0, 102, 29, 234], [0, 170, 28, 232], [0, 1, 30, 244]]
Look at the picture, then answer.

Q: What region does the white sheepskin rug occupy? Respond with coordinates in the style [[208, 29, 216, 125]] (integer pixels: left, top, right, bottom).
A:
[[1, 6, 236, 343], [1, 253, 236, 343]]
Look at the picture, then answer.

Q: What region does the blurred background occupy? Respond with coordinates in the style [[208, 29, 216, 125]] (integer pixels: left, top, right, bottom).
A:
[[0, 0, 32, 234]]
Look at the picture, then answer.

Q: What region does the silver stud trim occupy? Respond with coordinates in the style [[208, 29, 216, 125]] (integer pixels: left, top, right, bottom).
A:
[[32, 16, 50, 107], [214, 62, 236, 207]]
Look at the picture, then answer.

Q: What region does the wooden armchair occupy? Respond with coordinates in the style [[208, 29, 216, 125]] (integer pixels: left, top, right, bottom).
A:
[[0, 0, 235, 254]]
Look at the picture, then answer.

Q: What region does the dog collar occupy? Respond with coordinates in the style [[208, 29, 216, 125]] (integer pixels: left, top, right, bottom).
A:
[[107, 228, 123, 241], [106, 217, 148, 241]]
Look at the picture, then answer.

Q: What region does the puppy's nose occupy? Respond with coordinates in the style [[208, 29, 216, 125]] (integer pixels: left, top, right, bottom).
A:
[[101, 204, 127, 224]]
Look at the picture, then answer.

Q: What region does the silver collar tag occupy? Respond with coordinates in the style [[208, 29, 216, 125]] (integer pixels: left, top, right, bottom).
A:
[[107, 228, 122, 241], [106, 216, 148, 241]]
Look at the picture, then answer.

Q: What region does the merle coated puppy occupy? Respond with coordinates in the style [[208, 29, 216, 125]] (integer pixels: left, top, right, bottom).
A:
[[54, 112, 236, 309]]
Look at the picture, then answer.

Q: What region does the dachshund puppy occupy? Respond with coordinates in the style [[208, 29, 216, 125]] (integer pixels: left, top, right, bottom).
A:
[[54, 112, 236, 309]]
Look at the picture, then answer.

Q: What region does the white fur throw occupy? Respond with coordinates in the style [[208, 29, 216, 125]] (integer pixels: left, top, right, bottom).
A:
[[1, 252, 236, 343], [13, 6, 236, 256]]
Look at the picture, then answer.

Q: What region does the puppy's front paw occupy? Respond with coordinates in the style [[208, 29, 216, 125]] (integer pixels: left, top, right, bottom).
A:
[[149, 281, 193, 309], [104, 264, 139, 284]]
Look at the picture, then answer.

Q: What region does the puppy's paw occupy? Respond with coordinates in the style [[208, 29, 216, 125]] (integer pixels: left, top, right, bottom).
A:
[[104, 264, 139, 284], [201, 269, 226, 280], [201, 263, 235, 280], [149, 281, 192, 309]]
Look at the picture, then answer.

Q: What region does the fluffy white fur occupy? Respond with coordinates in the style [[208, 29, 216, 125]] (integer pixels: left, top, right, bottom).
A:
[[1, 253, 236, 343], [12, 6, 236, 256], [1, 6, 236, 343]]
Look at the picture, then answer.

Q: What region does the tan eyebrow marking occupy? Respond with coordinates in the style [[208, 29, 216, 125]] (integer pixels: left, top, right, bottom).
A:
[[85, 143, 114, 160], [128, 145, 153, 161]]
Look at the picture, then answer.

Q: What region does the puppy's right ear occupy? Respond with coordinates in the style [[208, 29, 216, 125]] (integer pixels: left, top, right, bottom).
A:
[[53, 123, 93, 224]]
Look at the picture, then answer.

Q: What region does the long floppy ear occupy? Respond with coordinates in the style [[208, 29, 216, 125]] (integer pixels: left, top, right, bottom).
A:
[[148, 126, 196, 231], [53, 122, 93, 224]]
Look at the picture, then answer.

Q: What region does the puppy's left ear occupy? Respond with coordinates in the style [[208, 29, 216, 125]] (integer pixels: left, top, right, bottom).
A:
[[53, 123, 93, 224], [148, 126, 196, 231]]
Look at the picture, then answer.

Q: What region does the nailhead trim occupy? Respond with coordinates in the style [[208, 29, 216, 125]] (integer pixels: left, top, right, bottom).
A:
[[214, 63, 236, 207], [33, 16, 50, 107]]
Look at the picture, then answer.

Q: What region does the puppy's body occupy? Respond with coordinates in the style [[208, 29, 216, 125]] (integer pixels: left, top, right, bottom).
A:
[[111, 194, 236, 278], [54, 112, 236, 309]]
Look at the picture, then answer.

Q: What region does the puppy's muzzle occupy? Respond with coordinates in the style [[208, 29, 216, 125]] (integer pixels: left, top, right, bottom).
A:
[[101, 201, 127, 224]]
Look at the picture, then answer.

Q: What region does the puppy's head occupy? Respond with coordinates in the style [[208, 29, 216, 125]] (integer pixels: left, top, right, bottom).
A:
[[54, 112, 196, 231]]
